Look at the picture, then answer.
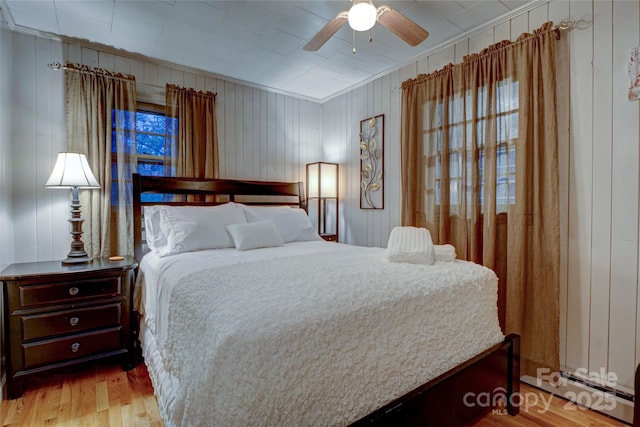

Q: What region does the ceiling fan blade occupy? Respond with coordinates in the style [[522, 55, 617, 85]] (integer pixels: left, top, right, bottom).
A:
[[303, 11, 348, 51], [376, 5, 429, 47]]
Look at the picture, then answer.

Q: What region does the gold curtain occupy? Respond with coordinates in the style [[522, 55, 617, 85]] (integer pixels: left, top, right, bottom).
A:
[[400, 22, 560, 376], [165, 84, 219, 181], [65, 63, 137, 258]]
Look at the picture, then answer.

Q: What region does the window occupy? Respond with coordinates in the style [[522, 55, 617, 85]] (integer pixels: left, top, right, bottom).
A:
[[430, 78, 518, 212], [111, 103, 177, 202]]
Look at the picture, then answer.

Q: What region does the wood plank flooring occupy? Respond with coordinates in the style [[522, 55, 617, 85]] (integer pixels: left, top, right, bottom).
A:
[[0, 361, 631, 426], [1, 362, 162, 426]]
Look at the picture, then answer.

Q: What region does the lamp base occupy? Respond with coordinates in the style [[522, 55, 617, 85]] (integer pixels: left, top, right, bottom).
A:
[[61, 255, 93, 265], [62, 186, 93, 266]]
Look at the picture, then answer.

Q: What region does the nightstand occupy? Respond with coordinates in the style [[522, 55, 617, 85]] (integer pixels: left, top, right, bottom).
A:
[[1, 257, 137, 399], [320, 233, 338, 242]]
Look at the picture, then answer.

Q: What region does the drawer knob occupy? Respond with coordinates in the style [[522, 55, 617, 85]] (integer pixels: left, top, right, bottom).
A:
[[68, 287, 79, 296], [70, 342, 80, 353], [69, 317, 79, 327]]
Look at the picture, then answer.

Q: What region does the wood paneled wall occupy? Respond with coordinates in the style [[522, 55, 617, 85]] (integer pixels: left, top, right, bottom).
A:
[[5, 33, 323, 264], [323, 72, 402, 248], [325, 0, 640, 392], [10, 34, 67, 265]]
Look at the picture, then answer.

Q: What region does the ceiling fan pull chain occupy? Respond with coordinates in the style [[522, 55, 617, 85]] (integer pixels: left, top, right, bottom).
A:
[[353, 29, 357, 54], [369, 28, 373, 43]]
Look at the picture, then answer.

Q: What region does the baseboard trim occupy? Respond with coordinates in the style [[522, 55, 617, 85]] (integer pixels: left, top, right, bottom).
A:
[[521, 375, 634, 425]]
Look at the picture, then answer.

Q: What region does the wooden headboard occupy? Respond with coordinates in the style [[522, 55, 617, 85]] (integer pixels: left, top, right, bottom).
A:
[[132, 173, 306, 261]]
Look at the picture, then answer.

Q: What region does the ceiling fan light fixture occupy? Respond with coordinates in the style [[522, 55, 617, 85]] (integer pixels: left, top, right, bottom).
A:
[[303, 1, 428, 52], [348, 1, 377, 32]]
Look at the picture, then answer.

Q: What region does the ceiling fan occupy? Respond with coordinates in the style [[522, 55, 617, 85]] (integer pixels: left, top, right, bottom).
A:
[[303, 0, 429, 52]]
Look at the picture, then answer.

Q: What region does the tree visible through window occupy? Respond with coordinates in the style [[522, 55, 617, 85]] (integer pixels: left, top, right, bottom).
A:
[[111, 103, 177, 202]]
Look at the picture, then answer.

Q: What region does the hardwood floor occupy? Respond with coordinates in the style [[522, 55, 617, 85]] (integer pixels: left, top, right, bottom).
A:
[[0, 361, 631, 426], [1, 362, 162, 427]]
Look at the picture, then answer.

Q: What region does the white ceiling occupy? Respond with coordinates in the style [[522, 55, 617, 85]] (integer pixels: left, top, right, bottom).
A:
[[2, 0, 537, 101]]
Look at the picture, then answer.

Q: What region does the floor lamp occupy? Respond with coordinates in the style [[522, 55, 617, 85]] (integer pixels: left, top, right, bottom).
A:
[[306, 162, 339, 241], [46, 152, 100, 265]]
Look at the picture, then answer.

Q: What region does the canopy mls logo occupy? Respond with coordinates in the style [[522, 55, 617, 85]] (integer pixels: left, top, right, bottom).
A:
[[462, 386, 554, 414], [462, 367, 619, 415]]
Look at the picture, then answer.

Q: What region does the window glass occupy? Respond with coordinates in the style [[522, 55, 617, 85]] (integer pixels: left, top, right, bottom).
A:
[[428, 78, 518, 211], [111, 105, 177, 203]]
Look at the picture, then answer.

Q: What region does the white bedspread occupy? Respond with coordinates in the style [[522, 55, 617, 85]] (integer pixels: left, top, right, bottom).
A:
[[136, 241, 504, 427]]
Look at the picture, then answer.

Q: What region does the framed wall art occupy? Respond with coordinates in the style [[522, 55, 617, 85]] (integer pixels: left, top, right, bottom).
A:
[[359, 114, 384, 209]]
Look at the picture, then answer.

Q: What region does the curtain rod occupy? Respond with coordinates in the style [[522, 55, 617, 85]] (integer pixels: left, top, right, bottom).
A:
[[391, 17, 586, 94], [46, 63, 167, 91], [46, 63, 206, 91], [47, 62, 64, 70], [47, 62, 224, 102], [47, 62, 135, 82]]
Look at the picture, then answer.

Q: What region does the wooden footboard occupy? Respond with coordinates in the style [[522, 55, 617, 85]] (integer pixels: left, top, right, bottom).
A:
[[351, 334, 520, 426]]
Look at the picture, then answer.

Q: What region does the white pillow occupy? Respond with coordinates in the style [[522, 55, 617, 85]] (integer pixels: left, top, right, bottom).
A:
[[143, 205, 166, 253], [156, 203, 247, 256], [226, 220, 284, 251], [241, 205, 321, 243]]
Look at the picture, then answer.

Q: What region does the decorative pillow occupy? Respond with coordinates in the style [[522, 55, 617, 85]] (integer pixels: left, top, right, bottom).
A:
[[241, 205, 321, 243], [143, 205, 166, 253], [226, 220, 284, 251], [156, 203, 247, 256]]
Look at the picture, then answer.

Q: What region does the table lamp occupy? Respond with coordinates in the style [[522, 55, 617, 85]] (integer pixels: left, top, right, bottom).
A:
[[46, 152, 100, 265]]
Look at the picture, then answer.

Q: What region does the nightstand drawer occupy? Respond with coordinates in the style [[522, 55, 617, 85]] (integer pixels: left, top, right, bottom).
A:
[[23, 327, 122, 368], [22, 303, 122, 341], [2, 257, 137, 398], [19, 276, 121, 308]]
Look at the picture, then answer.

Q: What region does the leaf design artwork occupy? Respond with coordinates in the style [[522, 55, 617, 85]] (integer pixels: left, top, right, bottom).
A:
[[360, 116, 383, 208]]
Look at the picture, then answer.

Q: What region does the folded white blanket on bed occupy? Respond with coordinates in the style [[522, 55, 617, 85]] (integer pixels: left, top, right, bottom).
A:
[[384, 226, 434, 264], [434, 244, 456, 261]]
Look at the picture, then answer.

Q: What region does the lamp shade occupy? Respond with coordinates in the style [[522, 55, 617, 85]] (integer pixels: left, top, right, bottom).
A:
[[45, 152, 100, 188], [348, 1, 377, 32], [319, 162, 338, 198], [307, 162, 338, 199], [307, 162, 319, 198]]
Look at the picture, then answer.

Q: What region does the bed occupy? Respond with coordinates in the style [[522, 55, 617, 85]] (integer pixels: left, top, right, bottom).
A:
[[132, 173, 520, 427]]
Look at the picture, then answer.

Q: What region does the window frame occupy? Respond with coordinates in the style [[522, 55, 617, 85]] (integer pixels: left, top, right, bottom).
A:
[[131, 102, 168, 175], [110, 102, 176, 204], [428, 79, 518, 210]]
